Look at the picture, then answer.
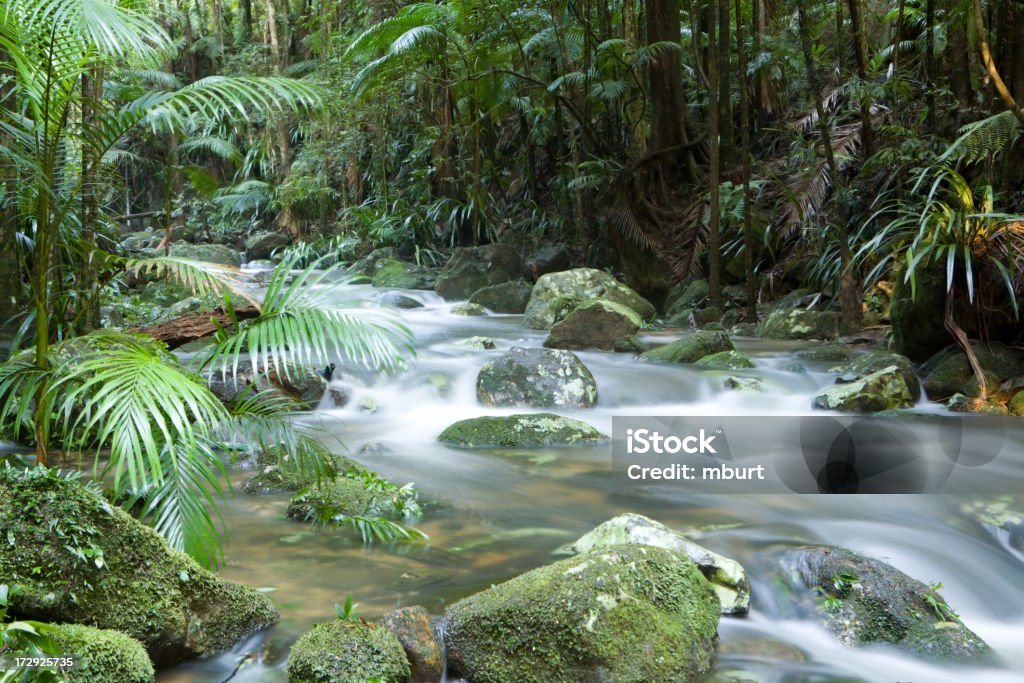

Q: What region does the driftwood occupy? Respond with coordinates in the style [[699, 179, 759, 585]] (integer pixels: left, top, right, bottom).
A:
[[130, 306, 260, 349]]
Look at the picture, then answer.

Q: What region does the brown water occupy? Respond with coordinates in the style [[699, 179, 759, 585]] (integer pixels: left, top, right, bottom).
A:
[[159, 286, 1024, 683]]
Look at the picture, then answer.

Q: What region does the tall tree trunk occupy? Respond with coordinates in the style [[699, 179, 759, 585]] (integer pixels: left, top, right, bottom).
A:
[[266, 0, 299, 235], [972, 0, 1024, 122], [926, 0, 936, 130], [647, 0, 698, 181], [845, 0, 874, 157], [717, 0, 735, 168], [735, 0, 756, 321], [240, 0, 253, 41], [708, 0, 723, 309]]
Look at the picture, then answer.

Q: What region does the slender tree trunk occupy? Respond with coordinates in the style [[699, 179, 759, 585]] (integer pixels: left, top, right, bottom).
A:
[[972, 0, 1024, 122], [266, 0, 299, 235], [240, 0, 253, 41], [708, 0, 723, 309], [717, 0, 735, 168], [735, 0, 756, 321], [945, 294, 988, 399], [647, 0, 698, 181], [845, 0, 874, 157], [926, 0, 936, 130]]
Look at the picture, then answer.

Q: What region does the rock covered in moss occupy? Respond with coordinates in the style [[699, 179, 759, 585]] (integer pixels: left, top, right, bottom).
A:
[[451, 302, 486, 316], [245, 231, 291, 261], [371, 259, 436, 290], [0, 467, 278, 667], [524, 268, 656, 330], [380, 606, 443, 683], [920, 343, 1022, 400], [830, 350, 921, 402], [563, 513, 750, 615], [460, 336, 496, 350], [613, 335, 646, 353], [287, 619, 412, 683], [724, 376, 764, 392], [468, 280, 533, 313], [695, 350, 755, 369], [476, 347, 598, 409], [794, 344, 850, 362], [663, 279, 709, 319], [946, 393, 1009, 415], [778, 545, 990, 661], [641, 331, 735, 364], [756, 309, 840, 340], [168, 242, 241, 267], [812, 366, 914, 412], [435, 244, 531, 301], [543, 299, 641, 351], [286, 477, 380, 522], [444, 544, 720, 683], [1009, 389, 1024, 416], [48, 623, 154, 683], [347, 247, 401, 276], [438, 413, 607, 448]]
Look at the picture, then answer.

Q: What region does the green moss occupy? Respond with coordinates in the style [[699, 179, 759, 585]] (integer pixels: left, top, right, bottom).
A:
[[371, 259, 435, 290], [830, 351, 921, 402], [438, 413, 608, 448], [0, 467, 278, 667], [695, 350, 755, 369], [286, 477, 380, 521], [812, 366, 914, 412], [445, 545, 719, 683], [468, 280, 533, 314], [287, 619, 412, 683], [1009, 390, 1024, 416], [794, 344, 850, 362], [48, 623, 154, 683], [641, 331, 735, 364], [756, 309, 840, 340], [523, 268, 656, 329], [451, 302, 487, 316]]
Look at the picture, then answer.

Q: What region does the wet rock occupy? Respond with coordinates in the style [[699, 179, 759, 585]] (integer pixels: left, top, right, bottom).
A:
[[460, 336, 496, 350], [1010, 389, 1024, 416], [168, 242, 241, 267], [328, 386, 351, 408], [379, 606, 443, 683], [357, 396, 379, 414], [920, 342, 1022, 400], [266, 365, 327, 410], [528, 245, 571, 277], [779, 545, 990, 661], [49, 623, 155, 683], [476, 347, 598, 409], [757, 309, 840, 340], [438, 413, 607, 448], [563, 513, 751, 615], [724, 376, 764, 392], [378, 292, 424, 309], [435, 244, 531, 301], [524, 268, 656, 329], [468, 279, 533, 313], [241, 466, 306, 495], [692, 306, 722, 328], [959, 497, 1023, 552], [794, 344, 850, 362], [663, 279, 709, 318], [830, 350, 921, 402], [695, 350, 755, 369], [444, 545, 719, 683], [613, 335, 647, 353], [543, 299, 641, 351], [946, 393, 1009, 415], [372, 259, 436, 290], [121, 230, 162, 252], [451, 302, 486, 316], [286, 619, 411, 683], [785, 363, 808, 374], [0, 467, 278, 667], [347, 247, 401, 277], [286, 477, 381, 522], [641, 330, 735, 364], [730, 323, 758, 337], [244, 231, 290, 261], [812, 366, 914, 412]]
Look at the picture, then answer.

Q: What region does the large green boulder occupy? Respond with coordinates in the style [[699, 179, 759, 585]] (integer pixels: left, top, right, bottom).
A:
[[778, 545, 990, 660], [444, 545, 720, 683], [0, 467, 278, 667], [543, 299, 641, 351], [663, 279, 709, 318], [438, 413, 607, 448], [286, 476, 381, 522], [434, 244, 531, 301], [287, 619, 412, 683], [830, 350, 921, 402], [812, 366, 914, 412], [757, 309, 840, 340], [694, 350, 755, 369], [476, 347, 598, 408], [468, 279, 533, 313], [48, 623, 155, 683], [641, 331, 735, 364], [168, 242, 241, 267], [919, 342, 1022, 400], [562, 513, 750, 615], [244, 231, 290, 260], [347, 247, 401, 277], [371, 259, 436, 290], [524, 268, 656, 330]]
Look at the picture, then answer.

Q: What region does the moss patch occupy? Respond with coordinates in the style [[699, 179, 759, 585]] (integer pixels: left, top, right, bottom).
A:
[[641, 331, 735, 364], [49, 623, 154, 683], [438, 413, 608, 448], [287, 619, 412, 683]]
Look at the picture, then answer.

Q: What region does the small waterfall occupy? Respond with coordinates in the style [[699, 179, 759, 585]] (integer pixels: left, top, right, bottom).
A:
[[433, 615, 449, 683]]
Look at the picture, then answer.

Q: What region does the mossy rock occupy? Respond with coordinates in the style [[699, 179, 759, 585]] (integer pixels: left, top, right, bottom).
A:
[[812, 366, 914, 412], [438, 413, 607, 448], [613, 335, 647, 353], [830, 351, 921, 402], [244, 231, 290, 260], [946, 393, 1009, 415], [779, 545, 990, 661], [724, 376, 764, 392], [695, 350, 755, 369], [730, 323, 758, 337], [959, 497, 1023, 551], [48, 623, 154, 683], [543, 299, 641, 351], [468, 280, 533, 313], [435, 244, 531, 301], [524, 268, 656, 329], [371, 259, 436, 290], [168, 243, 241, 267], [756, 309, 840, 340], [794, 344, 850, 362], [692, 306, 722, 328], [287, 619, 412, 683], [920, 342, 1022, 400], [286, 476, 381, 522], [641, 331, 735, 364], [460, 336, 496, 350], [444, 544, 720, 683], [476, 347, 598, 409], [451, 302, 486, 316], [663, 279, 709, 318], [379, 606, 443, 683], [1010, 389, 1024, 416], [0, 467, 278, 667], [347, 247, 402, 277]]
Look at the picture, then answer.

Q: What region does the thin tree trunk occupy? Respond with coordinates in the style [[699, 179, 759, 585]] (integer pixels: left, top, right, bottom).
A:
[[926, 0, 936, 130], [735, 0, 757, 321], [266, 0, 299, 235], [945, 294, 988, 399], [845, 0, 874, 157], [708, 0, 723, 309], [972, 0, 1024, 122], [718, 0, 735, 168]]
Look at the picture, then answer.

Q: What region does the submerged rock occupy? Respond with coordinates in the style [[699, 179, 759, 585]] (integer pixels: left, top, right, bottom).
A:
[[779, 545, 990, 661], [286, 619, 411, 683], [380, 606, 443, 683], [959, 497, 1024, 552], [641, 331, 735, 364], [476, 347, 598, 408], [435, 244, 531, 301], [0, 467, 278, 667], [613, 334, 647, 353], [830, 350, 921, 402], [756, 309, 840, 340], [468, 279, 533, 313], [543, 299, 641, 351], [451, 302, 486, 316], [812, 366, 914, 412], [563, 513, 751, 615], [524, 268, 656, 330], [444, 544, 720, 683], [377, 291, 424, 309], [695, 350, 755, 369], [724, 376, 764, 392], [438, 413, 607, 448], [460, 336, 496, 350], [49, 623, 155, 683]]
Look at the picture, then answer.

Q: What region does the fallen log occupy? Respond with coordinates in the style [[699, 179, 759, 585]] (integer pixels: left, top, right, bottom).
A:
[[130, 306, 260, 349]]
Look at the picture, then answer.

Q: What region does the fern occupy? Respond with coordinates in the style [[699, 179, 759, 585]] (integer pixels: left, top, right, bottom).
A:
[[940, 111, 1022, 164]]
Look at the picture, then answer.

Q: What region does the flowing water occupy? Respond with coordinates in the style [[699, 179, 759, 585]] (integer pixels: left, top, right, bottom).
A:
[[160, 285, 1024, 683]]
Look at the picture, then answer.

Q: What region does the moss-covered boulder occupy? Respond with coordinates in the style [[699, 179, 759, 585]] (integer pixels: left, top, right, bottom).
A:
[[695, 350, 755, 369], [563, 513, 750, 615], [947, 393, 1009, 415], [756, 309, 840, 340], [468, 280, 533, 313], [451, 302, 486, 316], [724, 376, 764, 392], [444, 545, 720, 683], [438, 413, 607, 448], [434, 245, 531, 301], [168, 242, 241, 267], [287, 619, 412, 683], [244, 231, 291, 261], [380, 606, 443, 683], [812, 366, 914, 412], [476, 347, 598, 408], [48, 623, 155, 683], [377, 292, 424, 309], [524, 268, 656, 330], [778, 545, 990, 660], [543, 299, 641, 351], [920, 342, 1022, 400], [663, 279, 709, 319], [347, 247, 401, 277], [641, 331, 735, 364], [286, 477, 380, 522], [0, 467, 278, 667], [794, 344, 850, 362], [613, 335, 647, 353], [371, 259, 436, 290], [830, 350, 921, 402]]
